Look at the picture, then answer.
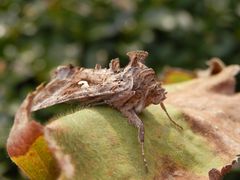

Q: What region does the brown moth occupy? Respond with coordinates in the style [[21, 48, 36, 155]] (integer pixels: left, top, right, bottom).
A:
[[18, 50, 182, 172]]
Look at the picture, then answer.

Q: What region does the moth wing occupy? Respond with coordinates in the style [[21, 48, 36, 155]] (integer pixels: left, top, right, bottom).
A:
[[31, 76, 133, 112]]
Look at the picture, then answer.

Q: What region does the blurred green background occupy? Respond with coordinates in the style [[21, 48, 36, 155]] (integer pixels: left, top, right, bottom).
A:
[[0, 0, 240, 179]]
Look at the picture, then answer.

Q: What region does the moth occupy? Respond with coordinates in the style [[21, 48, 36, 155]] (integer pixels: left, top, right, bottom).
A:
[[23, 50, 182, 172]]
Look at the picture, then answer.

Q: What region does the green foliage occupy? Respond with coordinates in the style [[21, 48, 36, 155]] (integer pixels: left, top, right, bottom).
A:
[[0, 0, 240, 178]]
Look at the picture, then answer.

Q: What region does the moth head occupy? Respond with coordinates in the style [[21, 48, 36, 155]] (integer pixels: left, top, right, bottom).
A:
[[148, 82, 167, 105]]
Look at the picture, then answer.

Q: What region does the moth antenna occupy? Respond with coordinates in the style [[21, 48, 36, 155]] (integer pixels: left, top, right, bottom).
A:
[[160, 102, 183, 130]]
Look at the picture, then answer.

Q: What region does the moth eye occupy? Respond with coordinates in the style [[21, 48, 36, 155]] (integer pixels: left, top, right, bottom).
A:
[[78, 80, 89, 88]]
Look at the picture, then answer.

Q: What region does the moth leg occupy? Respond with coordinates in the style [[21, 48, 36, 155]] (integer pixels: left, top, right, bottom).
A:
[[121, 109, 148, 173]]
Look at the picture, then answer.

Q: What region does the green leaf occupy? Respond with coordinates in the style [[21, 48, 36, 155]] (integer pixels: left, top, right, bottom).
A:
[[45, 105, 223, 179]]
